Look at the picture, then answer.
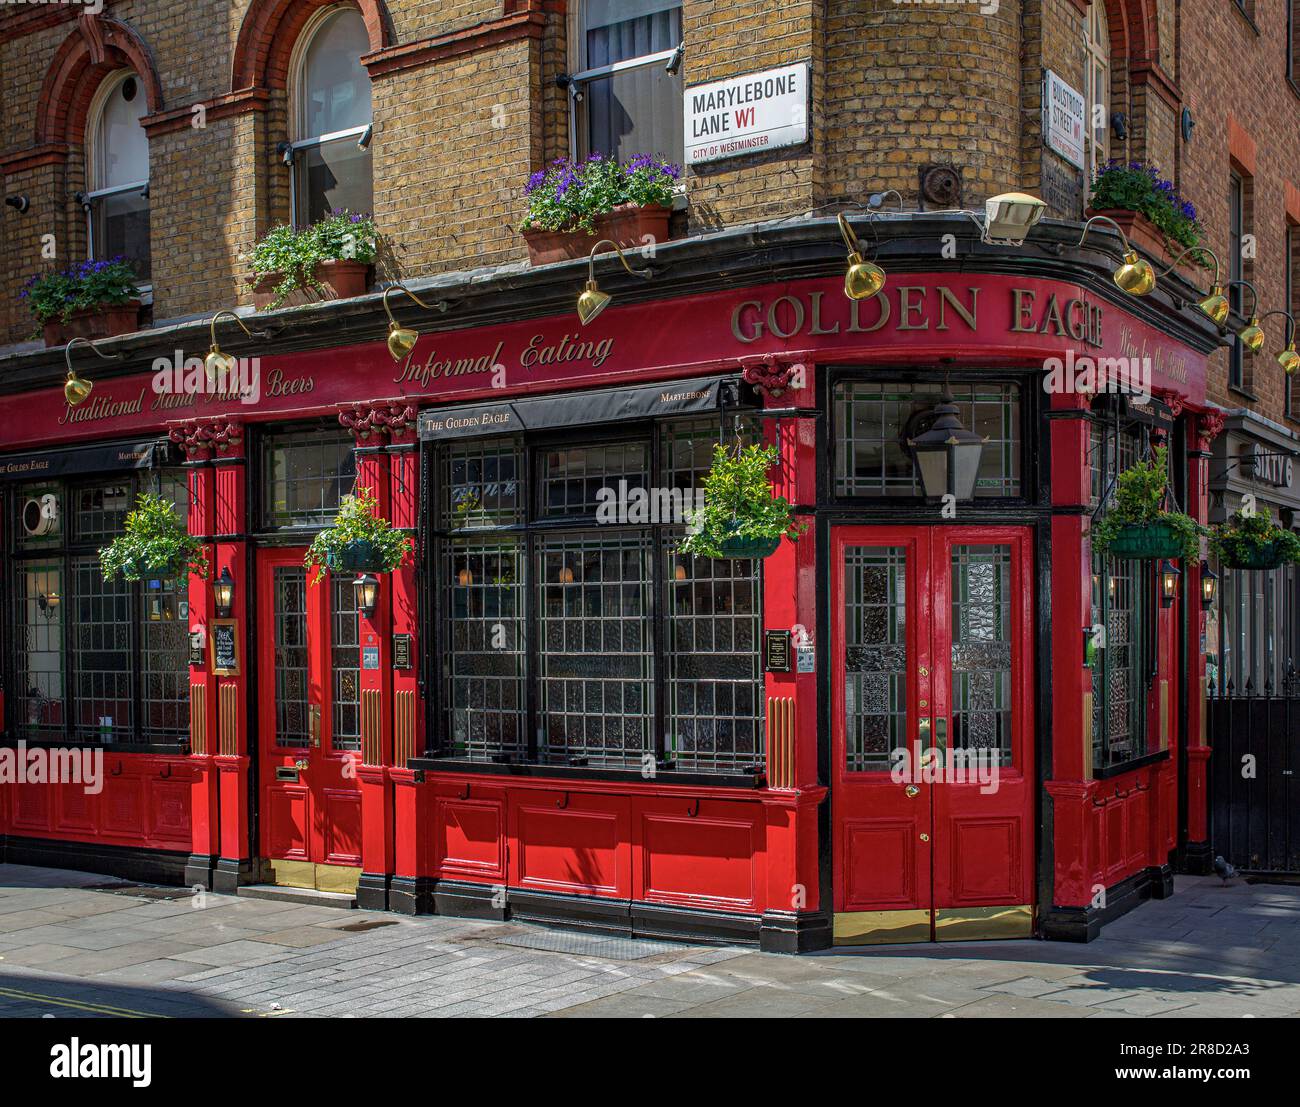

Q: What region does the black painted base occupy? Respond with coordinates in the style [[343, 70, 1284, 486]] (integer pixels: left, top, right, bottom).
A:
[[1180, 839, 1215, 876], [184, 854, 216, 889], [758, 910, 834, 953], [388, 875, 434, 915], [1040, 863, 1174, 942], [213, 856, 254, 895], [356, 871, 391, 912], [1, 835, 188, 886]]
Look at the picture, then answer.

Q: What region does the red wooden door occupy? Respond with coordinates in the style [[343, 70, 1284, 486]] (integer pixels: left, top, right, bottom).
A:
[[257, 548, 363, 893], [831, 526, 1035, 944]]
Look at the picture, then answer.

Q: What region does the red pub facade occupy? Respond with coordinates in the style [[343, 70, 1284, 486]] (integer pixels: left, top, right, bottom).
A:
[[0, 217, 1225, 950]]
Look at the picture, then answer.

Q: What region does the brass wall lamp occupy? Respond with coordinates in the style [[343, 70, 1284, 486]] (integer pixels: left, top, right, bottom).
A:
[[1155, 246, 1229, 325], [837, 211, 886, 301], [1258, 309, 1300, 373], [1225, 279, 1266, 353], [1076, 215, 1156, 295], [576, 239, 653, 325], [383, 283, 450, 361], [205, 310, 270, 388], [63, 336, 123, 406]]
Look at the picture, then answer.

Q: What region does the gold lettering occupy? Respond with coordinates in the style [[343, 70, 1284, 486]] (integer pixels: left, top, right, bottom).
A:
[[896, 287, 928, 330], [1011, 288, 1038, 332], [732, 300, 764, 343], [936, 287, 979, 331], [767, 295, 805, 339], [808, 291, 840, 335]]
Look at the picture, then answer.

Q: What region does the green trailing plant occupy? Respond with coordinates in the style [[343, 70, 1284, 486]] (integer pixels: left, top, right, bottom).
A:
[[245, 210, 378, 310], [678, 442, 805, 559], [521, 152, 680, 234], [304, 487, 413, 584], [21, 257, 141, 326], [1089, 160, 1206, 259], [1090, 445, 1204, 562], [1210, 507, 1300, 569], [98, 493, 208, 582]]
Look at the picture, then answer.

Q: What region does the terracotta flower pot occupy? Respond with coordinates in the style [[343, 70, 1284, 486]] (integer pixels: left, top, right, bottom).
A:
[[1085, 207, 1209, 282], [247, 260, 373, 310], [522, 203, 673, 266], [41, 301, 141, 348]]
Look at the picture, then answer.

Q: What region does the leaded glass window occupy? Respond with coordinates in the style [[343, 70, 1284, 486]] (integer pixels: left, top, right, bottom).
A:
[[70, 555, 133, 740], [331, 574, 361, 752], [951, 545, 1012, 767], [843, 546, 909, 772], [6, 468, 192, 745], [141, 574, 189, 740], [667, 551, 761, 771], [274, 566, 310, 748], [263, 429, 356, 528], [537, 534, 653, 764], [431, 421, 766, 774], [441, 539, 526, 760], [834, 381, 1021, 498]]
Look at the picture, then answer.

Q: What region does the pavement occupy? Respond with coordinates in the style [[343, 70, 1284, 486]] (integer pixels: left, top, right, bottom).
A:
[[0, 863, 1297, 1017]]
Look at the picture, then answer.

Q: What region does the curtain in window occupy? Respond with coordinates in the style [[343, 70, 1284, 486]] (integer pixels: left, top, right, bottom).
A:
[[582, 0, 683, 163]]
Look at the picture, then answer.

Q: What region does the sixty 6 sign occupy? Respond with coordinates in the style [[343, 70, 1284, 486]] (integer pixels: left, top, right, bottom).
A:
[[685, 61, 810, 165]]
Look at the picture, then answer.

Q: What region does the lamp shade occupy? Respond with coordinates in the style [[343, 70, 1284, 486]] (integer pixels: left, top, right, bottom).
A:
[[1159, 560, 1180, 607], [576, 280, 611, 325], [353, 573, 380, 618], [907, 397, 988, 501], [1200, 561, 1219, 606], [983, 192, 1046, 243]]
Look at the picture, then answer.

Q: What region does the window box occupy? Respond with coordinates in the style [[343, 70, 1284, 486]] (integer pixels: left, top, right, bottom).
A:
[[246, 260, 373, 311], [42, 301, 141, 348], [1084, 206, 1207, 282], [522, 202, 672, 266]]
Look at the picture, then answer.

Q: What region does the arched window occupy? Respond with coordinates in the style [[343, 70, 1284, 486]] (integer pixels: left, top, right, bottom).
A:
[[289, 6, 373, 224], [571, 0, 683, 164], [86, 71, 151, 283], [1084, 3, 1111, 179]]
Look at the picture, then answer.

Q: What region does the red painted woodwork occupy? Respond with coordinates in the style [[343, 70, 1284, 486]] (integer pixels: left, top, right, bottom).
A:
[[256, 548, 363, 872], [830, 526, 1036, 933], [1, 754, 194, 851]]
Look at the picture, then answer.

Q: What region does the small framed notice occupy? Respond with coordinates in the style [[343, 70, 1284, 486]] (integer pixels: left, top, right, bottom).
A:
[[764, 629, 792, 673], [210, 619, 240, 676], [393, 634, 413, 670]]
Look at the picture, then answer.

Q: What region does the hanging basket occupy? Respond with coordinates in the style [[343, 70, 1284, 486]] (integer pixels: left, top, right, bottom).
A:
[[1220, 542, 1289, 571], [1106, 521, 1185, 561], [717, 520, 781, 559], [325, 539, 383, 574]]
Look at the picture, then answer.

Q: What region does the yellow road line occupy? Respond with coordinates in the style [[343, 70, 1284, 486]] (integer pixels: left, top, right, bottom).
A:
[[0, 985, 163, 1019]]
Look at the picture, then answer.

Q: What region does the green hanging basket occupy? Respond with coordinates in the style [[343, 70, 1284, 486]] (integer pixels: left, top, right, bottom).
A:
[[1220, 542, 1288, 571], [717, 520, 781, 559], [325, 539, 383, 574], [1106, 521, 1185, 561]]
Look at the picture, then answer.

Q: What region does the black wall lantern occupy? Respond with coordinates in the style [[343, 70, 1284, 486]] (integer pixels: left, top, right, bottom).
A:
[[353, 573, 379, 618], [213, 566, 235, 618], [1159, 560, 1180, 608], [907, 395, 988, 501], [1200, 560, 1219, 607]]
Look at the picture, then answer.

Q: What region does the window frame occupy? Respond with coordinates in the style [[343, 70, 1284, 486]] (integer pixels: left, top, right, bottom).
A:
[[3, 467, 192, 750], [566, 0, 685, 165], [1229, 170, 1247, 392], [83, 69, 152, 294], [1083, 2, 1111, 180], [826, 370, 1034, 507], [423, 415, 767, 780], [286, 4, 374, 226], [258, 423, 358, 534]]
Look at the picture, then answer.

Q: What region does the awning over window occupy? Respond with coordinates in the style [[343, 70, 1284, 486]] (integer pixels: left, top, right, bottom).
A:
[[417, 376, 746, 442], [0, 438, 172, 481]]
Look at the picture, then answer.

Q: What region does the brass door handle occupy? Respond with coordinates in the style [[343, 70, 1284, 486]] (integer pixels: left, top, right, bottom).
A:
[[294, 759, 308, 771], [308, 704, 321, 748], [918, 716, 931, 742]]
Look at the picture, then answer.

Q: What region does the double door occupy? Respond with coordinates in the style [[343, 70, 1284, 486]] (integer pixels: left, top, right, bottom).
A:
[[256, 548, 363, 893], [831, 526, 1035, 943]]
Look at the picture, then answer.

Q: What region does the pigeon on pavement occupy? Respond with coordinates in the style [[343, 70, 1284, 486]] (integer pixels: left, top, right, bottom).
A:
[[1213, 855, 1238, 884]]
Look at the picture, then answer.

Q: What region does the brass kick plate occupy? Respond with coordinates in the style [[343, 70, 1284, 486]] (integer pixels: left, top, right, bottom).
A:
[[833, 910, 931, 945], [933, 905, 1033, 942], [265, 860, 361, 895]]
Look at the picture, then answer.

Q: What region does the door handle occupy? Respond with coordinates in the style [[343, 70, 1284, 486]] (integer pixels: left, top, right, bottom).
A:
[[905, 784, 920, 798], [309, 704, 321, 748], [918, 716, 931, 743], [294, 759, 308, 771]]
